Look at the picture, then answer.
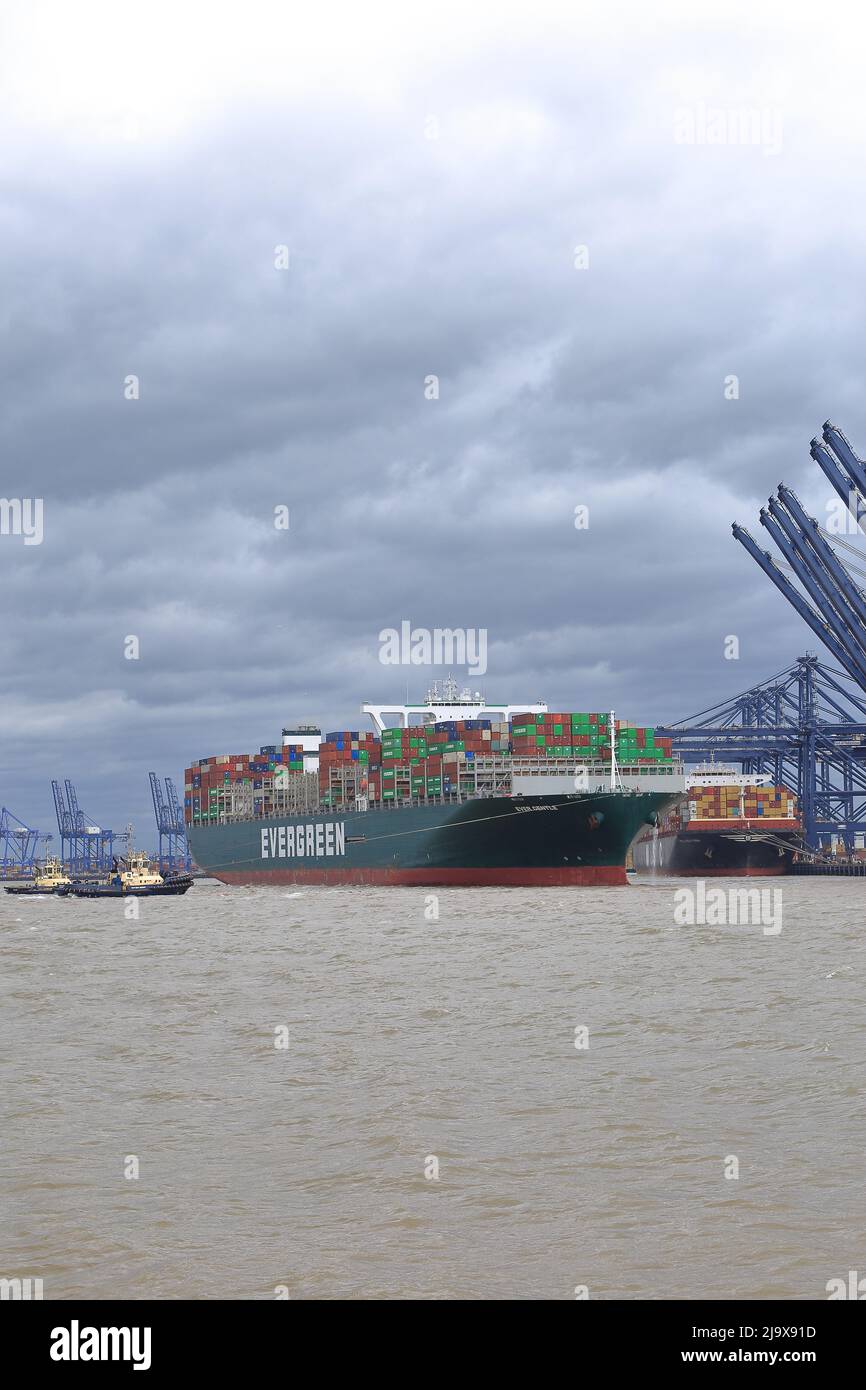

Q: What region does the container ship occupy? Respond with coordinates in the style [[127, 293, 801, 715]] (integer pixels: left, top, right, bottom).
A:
[[183, 680, 686, 887], [631, 766, 801, 876]]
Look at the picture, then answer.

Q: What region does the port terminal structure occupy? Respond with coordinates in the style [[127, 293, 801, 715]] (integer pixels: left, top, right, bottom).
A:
[[659, 655, 866, 853], [149, 773, 191, 873], [659, 423, 866, 853], [51, 778, 121, 872], [0, 807, 51, 879]]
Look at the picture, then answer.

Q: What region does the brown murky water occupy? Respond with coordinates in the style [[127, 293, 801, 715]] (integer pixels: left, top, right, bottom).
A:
[[2, 876, 863, 1299]]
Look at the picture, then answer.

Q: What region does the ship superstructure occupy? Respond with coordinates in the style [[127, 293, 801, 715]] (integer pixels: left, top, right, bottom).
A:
[[362, 676, 548, 731]]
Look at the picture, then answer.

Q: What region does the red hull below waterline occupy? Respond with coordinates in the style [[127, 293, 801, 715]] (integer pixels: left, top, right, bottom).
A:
[[209, 865, 629, 888]]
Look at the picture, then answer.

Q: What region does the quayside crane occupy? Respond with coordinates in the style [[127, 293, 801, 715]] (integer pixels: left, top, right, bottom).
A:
[[733, 422, 866, 691], [658, 655, 866, 852], [149, 773, 191, 873], [0, 807, 51, 878], [51, 779, 120, 872], [710, 421, 866, 850]]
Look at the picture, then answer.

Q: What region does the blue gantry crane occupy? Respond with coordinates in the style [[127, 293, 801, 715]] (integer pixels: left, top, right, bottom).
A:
[[698, 420, 866, 851], [659, 654, 866, 852], [149, 773, 191, 873], [733, 422, 866, 690], [0, 807, 51, 879], [51, 779, 119, 872]]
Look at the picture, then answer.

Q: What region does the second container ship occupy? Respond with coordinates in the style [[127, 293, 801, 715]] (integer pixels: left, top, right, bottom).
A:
[[632, 767, 801, 875], [183, 682, 686, 887]]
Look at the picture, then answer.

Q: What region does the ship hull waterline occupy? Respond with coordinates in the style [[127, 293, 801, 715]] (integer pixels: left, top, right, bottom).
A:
[[187, 790, 681, 889], [58, 880, 194, 898], [632, 822, 800, 877]]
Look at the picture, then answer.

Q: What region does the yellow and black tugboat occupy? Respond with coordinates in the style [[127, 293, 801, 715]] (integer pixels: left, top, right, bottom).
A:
[[60, 851, 193, 898], [3, 856, 73, 895]]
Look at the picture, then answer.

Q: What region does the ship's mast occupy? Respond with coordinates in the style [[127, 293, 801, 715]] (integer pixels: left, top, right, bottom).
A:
[[609, 709, 619, 792]]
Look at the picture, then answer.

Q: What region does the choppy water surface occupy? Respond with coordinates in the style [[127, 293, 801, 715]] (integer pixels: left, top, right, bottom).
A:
[[1, 876, 863, 1300]]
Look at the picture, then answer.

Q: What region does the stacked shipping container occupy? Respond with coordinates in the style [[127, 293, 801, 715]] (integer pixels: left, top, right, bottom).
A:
[[375, 719, 515, 803], [184, 744, 306, 822], [688, 785, 798, 823], [186, 711, 680, 823], [318, 731, 382, 805], [509, 712, 674, 762]]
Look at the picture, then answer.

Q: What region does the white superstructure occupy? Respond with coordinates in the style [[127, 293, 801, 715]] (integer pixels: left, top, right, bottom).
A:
[[362, 676, 546, 732], [685, 763, 773, 789]]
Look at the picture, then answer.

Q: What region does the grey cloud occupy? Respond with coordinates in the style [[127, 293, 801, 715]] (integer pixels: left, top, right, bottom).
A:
[[1, 15, 865, 838]]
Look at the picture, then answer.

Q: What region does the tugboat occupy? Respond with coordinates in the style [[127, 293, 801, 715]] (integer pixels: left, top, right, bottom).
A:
[[3, 856, 73, 895], [60, 851, 194, 898]]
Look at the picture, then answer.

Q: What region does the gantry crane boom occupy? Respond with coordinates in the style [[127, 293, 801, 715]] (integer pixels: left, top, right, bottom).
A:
[[734, 423, 866, 692]]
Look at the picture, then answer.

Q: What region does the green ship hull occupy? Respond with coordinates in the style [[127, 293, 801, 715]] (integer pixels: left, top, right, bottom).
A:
[[187, 789, 681, 887]]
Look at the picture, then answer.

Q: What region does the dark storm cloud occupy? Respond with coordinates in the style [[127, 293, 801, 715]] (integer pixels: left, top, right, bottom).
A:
[[2, 5, 865, 835]]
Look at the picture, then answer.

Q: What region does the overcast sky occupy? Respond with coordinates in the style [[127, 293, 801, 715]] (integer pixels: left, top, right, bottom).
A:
[[2, 0, 866, 841]]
